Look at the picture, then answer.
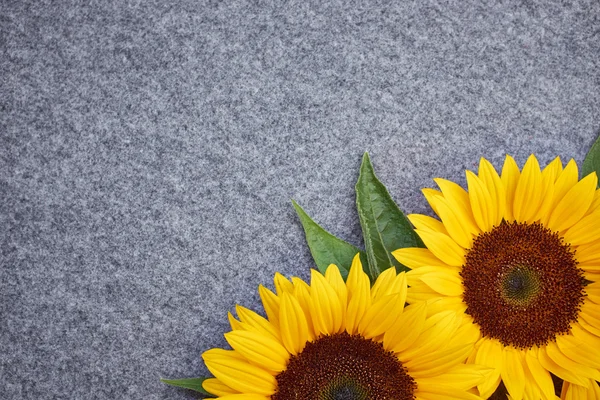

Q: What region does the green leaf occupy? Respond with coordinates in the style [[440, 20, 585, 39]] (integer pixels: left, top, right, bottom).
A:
[[582, 132, 600, 184], [292, 200, 367, 279], [161, 377, 212, 396], [355, 153, 424, 279]]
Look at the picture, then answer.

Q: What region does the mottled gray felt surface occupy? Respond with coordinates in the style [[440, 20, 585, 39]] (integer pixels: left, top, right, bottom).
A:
[[1, 0, 600, 398]]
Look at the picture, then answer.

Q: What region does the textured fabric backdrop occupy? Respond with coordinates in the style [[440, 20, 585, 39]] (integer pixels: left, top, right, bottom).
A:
[[2, 0, 600, 398]]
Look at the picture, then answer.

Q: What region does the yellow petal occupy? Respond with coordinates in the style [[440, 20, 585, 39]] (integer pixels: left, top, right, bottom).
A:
[[579, 266, 600, 277], [370, 267, 398, 301], [406, 281, 445, 304], [582, 300, 600, 322], [258, 285, 280, 327], [466, 170, 497, 232], [358, 292, 405, 339], [423, 296, 468, 316], [217, 394, 270, 400], [202, 378, 238, 397], [419, 271, 464, 297], [584, 272, 600, 284], [224, 330, 289, 372], [524, 349, 555, 400], [308, 269, 343, 335], [513, 155, 543, 223], [533, 167, 556, 225], [408, 213, 448, 234], [563, 209, 600, 246], [202, 349, 277, 395], [415, 364, 491, 390], [273, 272, 294, 296], [202, 348, 246, 360], [401, 311, 462, 361], [475, 339, 503, 398], [561, 379, 600, 400], [235, 305, 279, 341], [393, 271, 409, 301], [228, 311, 246, 331], [446, 317, 481, 347], [581, 309, 600, 332], [415, 229, 466, 267], [578, 318, 600, 338], [405, 343, 472, 378], [291, 276, 310, 291], [346, 280, 371, 335], [407, 265, 460, 283], [434, 178, 481, 235], [345, 254, 370, 335], [552, 159, 580, 210], [291, 279, 316, 340], [478, 157, 506, 225], [345, 253, 368, 294], [547, 172, 598, 232], [384, 302, 427, 353], [374, 270, 407, 300], [573, 240, 600, 264], [423, 188, 443, 214], [278, 292, 309, 355], [521, 361, 542, 400], [428, 195, 476, 248], [392, 247, 449, 269], [570, 321, 600, 346], [546, 340, 600, 383], [325, 263, 346, 297], [501, 155, 521, 222], [325, 263, 348, 331], [542, 156, 563, 182], [556, 333, 600, 369], [585, 189, 600, 216], [345, 266, 371, 335], [415, 385, 485, 400], [501, 346, 525, 400], [537, 344, 594, 386], [434, 178, 473, 216]]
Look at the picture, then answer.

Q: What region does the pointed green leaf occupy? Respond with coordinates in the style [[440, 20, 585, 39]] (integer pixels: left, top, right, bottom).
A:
[[161, 377, 212, 396], [582, 132, 600, 184], [293, 200, 367, 279], [355, 153, 424, 279]]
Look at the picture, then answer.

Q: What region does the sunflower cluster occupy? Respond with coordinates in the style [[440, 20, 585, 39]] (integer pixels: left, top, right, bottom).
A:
[[174, 155, 600, 400]]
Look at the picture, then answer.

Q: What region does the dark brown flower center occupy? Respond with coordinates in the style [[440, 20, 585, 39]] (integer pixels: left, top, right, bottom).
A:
[[272, 332, 416, 400], [461, 221, 586, 348]]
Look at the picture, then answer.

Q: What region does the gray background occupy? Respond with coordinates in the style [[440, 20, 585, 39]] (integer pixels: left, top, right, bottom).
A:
[[2, 0, 599, 398]]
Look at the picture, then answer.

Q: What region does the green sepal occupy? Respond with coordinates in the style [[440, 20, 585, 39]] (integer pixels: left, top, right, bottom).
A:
[[292, 200, 367, 280], [582, 132, 600, 185], [355, 153, 424, 279], [161, 377, 212, 396]]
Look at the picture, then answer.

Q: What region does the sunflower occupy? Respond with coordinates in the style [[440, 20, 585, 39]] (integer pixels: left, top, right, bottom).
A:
[[200, 254, 489, 399], [393, 154, 600, 399]]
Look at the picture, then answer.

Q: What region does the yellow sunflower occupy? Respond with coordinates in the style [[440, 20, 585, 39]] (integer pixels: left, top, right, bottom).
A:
[[200, 254, 489, 399], [394, 154, 600, 400]]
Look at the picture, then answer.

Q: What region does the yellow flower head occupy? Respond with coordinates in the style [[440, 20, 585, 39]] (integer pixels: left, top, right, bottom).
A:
[[394, 155, 600, 399], [201, 255, 488, 399]]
